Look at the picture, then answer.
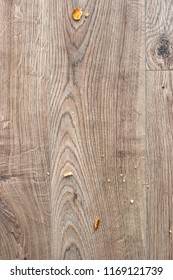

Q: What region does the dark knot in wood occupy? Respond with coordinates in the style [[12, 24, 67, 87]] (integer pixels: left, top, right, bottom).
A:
[[157, 39, 170, 58]]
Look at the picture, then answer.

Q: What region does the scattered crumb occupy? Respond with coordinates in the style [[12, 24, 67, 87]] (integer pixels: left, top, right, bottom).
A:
[[94, 218, 100, 230], [143, 183, 150, 188], [85, 13, 89, 18], [118, 164, 123, 169], [64, 171, 73, 178], [107, 179, 111, 183], [130, 200, 134, 204], [138, 178, 140, 180], [169, 230, 172, 234], [123, 179, 126, 183], [47, 172, 50, 176], [72, 8, 83, 21], [120, 174, 123, 177], [134, 166, 137, 169], [101, 154, 105, 158]]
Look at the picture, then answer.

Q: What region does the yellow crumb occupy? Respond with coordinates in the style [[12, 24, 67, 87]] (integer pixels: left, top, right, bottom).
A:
[[64, 171, 73, 178], [85, 13, 89, 18]]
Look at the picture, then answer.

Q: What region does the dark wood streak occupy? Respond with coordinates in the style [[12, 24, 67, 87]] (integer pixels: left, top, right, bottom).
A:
[[63, 243, 82, 260]]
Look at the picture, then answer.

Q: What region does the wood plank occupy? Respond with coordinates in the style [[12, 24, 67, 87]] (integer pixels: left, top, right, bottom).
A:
[[0, 0, 50, 259], [146, 71, 173, 259], [50, 0, 146, 259], [146, 0, 173, 70]]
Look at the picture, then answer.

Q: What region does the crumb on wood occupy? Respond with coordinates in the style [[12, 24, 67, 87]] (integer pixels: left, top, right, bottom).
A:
[[72, 8, 83, 21], [130, 200, 134, 204], [64, 171, 73, 178], [94, 218, 100, 230], [107, 179, 111, 183], [85, 13, 89, 18]]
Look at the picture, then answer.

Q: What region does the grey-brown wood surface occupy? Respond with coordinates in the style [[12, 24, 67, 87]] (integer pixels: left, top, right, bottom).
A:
[[0, 0, 50, 259], [146, 72, 173, 259], [0, 0, 173, 260]]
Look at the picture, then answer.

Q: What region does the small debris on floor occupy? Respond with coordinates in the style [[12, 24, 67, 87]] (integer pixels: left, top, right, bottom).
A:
[[123, 178, 126, 183], [120, 173, 123, 177], [130, 200, 134, 204], [94, 218, 100, 230], [169, 230, 172, 234], [85, 13, 89, 18], [64, 171, 73, 178], [72, 8, 83, 21], [143, 183, 150, 188], [47, 172, 50, 176], [101, 154, 105, 158], [107, 179, 111, 183], [134, 166, 137, 169]]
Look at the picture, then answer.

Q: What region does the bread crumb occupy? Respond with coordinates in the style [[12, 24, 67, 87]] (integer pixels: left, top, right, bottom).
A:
[[72, 8, 83, 21], [64, 171, 73, 178], [94, 218, 100, 230]]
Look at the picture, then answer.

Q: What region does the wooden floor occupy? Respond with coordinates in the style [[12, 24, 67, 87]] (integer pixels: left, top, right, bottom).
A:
[[0, 0, 173, 260]]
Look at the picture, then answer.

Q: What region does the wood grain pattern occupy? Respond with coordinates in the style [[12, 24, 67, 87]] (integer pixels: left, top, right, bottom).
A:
[[0, 0, 50, 259], [146, 0, 173, 70], [50, 0, 146, 259], [1, 0, 173, 260], [146, 71, 173, 259]]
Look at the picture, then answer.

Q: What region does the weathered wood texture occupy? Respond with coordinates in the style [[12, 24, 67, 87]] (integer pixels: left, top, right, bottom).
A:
[[50, 0, 146, 259], [0, 0, 50, 259], [146, 0, 173, 70], [146, 72, 173, 259], [1, 0, 173, 260]]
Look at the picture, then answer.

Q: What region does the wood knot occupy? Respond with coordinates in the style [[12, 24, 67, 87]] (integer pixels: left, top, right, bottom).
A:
[[157, 39, 170, 58]]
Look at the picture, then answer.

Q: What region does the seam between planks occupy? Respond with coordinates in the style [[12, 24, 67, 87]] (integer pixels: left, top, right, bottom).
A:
[[145, 0, 149, 260]]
